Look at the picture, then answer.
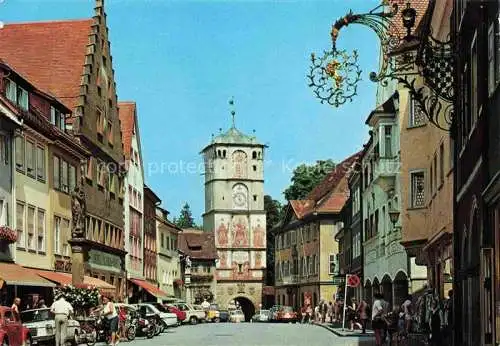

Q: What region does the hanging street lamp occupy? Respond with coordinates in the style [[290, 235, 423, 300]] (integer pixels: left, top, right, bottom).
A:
[[307, 0, 455, 131]]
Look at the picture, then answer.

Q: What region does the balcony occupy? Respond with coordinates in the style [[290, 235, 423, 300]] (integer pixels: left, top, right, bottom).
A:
[[372, 155, 399, 193], [280, 274, 299, 285]]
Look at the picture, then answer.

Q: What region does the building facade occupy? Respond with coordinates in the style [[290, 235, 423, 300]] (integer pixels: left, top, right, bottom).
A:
[[0, 0, 127, 299], [201, 121, 266, 319], [452, 1, 498, 345], [144, 186, 160, 285], [337, 160, 363, 303], [273, 153, 359, 310], [361, 93, 421, 308], [119, 102, 145, 282], [156, 207, 181, 298], [178, 230, 217, 307]]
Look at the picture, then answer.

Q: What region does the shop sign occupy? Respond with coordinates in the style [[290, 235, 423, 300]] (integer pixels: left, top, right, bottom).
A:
[[88, 249, 122, 272]]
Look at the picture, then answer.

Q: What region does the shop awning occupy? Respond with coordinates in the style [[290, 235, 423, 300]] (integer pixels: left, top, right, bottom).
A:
[[36, 270, 115, 291], [129, 279, 169, 299], [0, 263, 55, 287]]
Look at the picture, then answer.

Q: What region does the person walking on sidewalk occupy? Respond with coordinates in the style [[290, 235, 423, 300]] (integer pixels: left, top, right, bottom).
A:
[[102, 296, 119, 346], [357, 298, 369, 334], [372, 293, 385, 346], [50, 295, 73, 346]]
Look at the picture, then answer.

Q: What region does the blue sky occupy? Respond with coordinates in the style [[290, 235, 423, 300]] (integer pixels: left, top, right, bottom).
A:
[[2, 0, 382, 223]]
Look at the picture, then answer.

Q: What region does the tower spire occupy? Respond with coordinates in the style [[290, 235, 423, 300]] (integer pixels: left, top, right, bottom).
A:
[[229, 97, 236, 128]]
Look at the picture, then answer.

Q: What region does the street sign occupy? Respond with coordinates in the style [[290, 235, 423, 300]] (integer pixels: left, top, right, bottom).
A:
[[347, 274, 361, 288], [332, 277, 345, 286]]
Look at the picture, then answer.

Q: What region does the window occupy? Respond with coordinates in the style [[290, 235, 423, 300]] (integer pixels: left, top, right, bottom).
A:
[[410, 171, 425, 208], [489, 23, 496, 96], [107, 121, 113, 145], [86, 158, 94, 180], [37, 209, 45, 252], [329, 254, 335, 274], [5, 79, 17, 103], [62, 218, 70, 256], [97, 110, 104, 135], [291, 230, 296, 245], [384, 126, 392, 157], [439, 143, 444, 185], [53, 156, 60, 190], [26, 141, 35, 177], [16, 201, 25, 248], [374, 210, 379, 236], [0, 134, 9, 165], [17, 87, 28, 111], [36, 146, 45, 181], [253, 195, 257, 202], [253, 165, 257, 171], [50, 106, 66, 131], [161, 233, 164, 248], [69, 165, 76, 192], [15, 136, 24, 171], [61, 160, 68, 193], [409, 95, 426, 127], [252, 151, 257, 159], [54, 216, 61, 255]]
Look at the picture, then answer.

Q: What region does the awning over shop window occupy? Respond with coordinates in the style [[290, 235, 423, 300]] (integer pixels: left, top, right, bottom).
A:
[[36, 270, 115, 291], [0, 263, 55, 287], [129, 279, 169, 299]]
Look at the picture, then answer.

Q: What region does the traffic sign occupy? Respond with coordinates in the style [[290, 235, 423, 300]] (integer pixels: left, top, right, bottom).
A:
[[347, 274, 360, 288]]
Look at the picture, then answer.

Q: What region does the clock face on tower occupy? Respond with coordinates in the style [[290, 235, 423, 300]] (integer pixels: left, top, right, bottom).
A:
[[232, 184, 248, 209]]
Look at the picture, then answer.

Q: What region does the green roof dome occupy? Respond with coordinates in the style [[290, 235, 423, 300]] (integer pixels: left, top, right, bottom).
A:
[[212, 126, 259, 145]]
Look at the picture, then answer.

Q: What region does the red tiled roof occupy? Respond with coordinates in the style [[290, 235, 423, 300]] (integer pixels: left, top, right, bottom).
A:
[[118, 102, 136, 161], [306, 151, 362, 203], [290, 200, 314, 219], [316, 192, 349, 213], [178, 231, 218, 260], [0, 19, 93, 111]]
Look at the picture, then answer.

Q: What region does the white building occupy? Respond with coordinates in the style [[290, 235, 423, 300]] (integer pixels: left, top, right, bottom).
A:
[[118, 102, 145, 283], [201, 114, 267, 319]]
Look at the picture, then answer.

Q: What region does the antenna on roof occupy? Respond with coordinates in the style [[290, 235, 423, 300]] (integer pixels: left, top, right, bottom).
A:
[[229, 97, 236, 128]]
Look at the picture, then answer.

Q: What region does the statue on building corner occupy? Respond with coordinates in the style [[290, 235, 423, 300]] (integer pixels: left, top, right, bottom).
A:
[[185, 256, 192, 269], [71, 160, 87, 239]]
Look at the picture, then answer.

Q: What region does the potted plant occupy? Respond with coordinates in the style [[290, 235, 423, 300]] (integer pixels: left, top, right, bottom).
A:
[[0, 226, 17, 244]]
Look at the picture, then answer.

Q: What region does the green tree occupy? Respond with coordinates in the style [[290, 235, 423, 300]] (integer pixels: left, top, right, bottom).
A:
[[264, 195, 282, 286], [283, 159, 336, 200], [175, 202, 196, 229]]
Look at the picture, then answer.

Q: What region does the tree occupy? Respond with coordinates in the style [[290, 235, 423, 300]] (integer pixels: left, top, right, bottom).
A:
[[264, 195, 282, 286], [283, 159, 336, 200], [175, 203, 196, 229]]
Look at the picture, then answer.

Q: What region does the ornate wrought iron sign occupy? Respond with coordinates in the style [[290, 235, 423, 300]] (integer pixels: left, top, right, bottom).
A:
[[308, 0, 454, 131]]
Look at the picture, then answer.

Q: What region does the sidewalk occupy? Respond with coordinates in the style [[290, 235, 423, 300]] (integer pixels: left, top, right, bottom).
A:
[[314, 322, 375, 337]]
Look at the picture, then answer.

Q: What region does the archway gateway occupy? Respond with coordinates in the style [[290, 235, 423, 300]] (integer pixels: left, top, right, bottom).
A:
[[234, 296, 255, 322]]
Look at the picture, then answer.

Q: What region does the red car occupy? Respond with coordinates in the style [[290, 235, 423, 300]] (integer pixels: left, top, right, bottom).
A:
[[276, 306, 298, 323], [166, 305, 186, 324], [0, 306, 32, 345]]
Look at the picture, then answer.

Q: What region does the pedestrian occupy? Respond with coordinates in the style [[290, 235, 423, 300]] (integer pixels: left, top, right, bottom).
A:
[[327, 301, 333, 323], [401, 294, 413, 335], [357, 298, 369, 334], [381, 296, 390, 343], [429, 300, 442, 345], [102, 296, 119, 346], [11, 297, 21, 319], [37, 299, 47, 309], [372, 293, 385, 346], [118, 304, 127, 341], [314, 305, 320, 323], [50, 294, 73, 346], [321, 301, 327, 323]]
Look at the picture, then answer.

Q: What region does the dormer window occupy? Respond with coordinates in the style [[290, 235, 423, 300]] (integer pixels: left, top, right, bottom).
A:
[[5, 79, 29, 111], [50, 106, 66, 131]]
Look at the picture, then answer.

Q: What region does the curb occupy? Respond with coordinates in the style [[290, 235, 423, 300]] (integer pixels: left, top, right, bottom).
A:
[[313, 323, 375, 338]]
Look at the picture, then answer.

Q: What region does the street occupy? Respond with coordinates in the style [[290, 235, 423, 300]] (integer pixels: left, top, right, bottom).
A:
[[106, 323, 372, 346]]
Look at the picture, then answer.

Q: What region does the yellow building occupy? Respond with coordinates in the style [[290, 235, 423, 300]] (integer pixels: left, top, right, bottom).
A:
[[398, 1, 454, 299], [274, 153, 360, 308]]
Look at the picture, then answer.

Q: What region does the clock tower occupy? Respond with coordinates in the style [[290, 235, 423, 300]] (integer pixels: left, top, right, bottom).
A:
[[201, 101, 267, 319]]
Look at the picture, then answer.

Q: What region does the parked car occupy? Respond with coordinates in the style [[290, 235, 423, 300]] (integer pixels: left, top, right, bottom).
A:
[[269, 305, 282, 322], [21, 308, 79, 345], [229, 309, 245, 323], [0, 306, 32, 346], [206, 304, 220, 323], [133, 303, 176, 335], [147, 302, 180, 328], [165, 305, 186, 325], [171, 302, 206, 325], [251, 309, 271, 323], [275, 306, 298, 323], [218, 310, 230, 323]]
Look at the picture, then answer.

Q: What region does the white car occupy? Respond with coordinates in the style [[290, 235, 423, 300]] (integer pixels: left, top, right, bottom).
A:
[[134, 303, 177, 331], [229, 309, 245, 323], [21, 308, 80, 345]]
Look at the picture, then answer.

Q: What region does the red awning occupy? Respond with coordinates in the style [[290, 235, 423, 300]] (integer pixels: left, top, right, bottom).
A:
[[36, 270, 115, 291], [262, 286, 275, 296], [0, 263, 55, 287], [129, 279, 169, 299]]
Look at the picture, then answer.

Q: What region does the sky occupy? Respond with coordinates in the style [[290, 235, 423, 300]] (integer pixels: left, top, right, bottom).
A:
[[1, 0, 382, 223]]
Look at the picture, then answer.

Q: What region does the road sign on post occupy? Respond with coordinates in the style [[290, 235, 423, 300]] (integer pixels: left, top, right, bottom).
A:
[[347, 274, 360, 288]]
